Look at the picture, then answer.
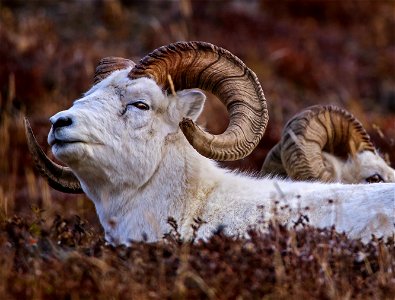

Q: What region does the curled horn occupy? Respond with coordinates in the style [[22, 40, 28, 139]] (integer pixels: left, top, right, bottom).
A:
[[24, 118, 83, 193], [25, 57, 135, 193], [267, 105, 375, 181], [129, 41, 268, 161], [260, 144, 287, 178], [94, 57, 135, 84]]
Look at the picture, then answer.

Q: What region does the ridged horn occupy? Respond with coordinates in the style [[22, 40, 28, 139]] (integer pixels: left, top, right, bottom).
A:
[[24, 118, 83, 194], [94, 57, 135, 85], [128, 41, 268, 161], [260, 143, 287, 178], [279, 105, 375, 181]]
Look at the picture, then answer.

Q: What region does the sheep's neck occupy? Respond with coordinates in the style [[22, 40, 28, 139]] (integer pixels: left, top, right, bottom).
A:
[[82, 137, 211, 243]]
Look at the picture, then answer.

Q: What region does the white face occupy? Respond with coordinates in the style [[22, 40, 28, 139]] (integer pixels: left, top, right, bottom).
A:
[[355, 151, 395, 183], [47, 69, 206, 191], [341, 151, 395, 183]]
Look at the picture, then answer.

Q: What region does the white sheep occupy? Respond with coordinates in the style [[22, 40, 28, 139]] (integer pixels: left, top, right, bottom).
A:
[[260, 105, 395, 183], [25, 42, 395, 245]]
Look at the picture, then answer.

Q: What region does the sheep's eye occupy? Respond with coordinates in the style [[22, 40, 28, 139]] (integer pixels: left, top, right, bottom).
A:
[[129, 101, 150, 111], [366, 174, 384, 183]]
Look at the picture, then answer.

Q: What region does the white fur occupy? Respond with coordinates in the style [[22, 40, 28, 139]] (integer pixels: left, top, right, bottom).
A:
[[322, 151, 395, 183], [48, 70, 395, 245]]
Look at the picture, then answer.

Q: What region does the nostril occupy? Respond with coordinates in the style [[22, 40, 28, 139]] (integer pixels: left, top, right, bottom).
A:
[[53, 116, 73, 130]]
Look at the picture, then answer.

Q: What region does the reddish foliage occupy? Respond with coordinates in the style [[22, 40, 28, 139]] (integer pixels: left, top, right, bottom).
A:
[[1, 214, 394, 299], [0, 1, 394, 298]]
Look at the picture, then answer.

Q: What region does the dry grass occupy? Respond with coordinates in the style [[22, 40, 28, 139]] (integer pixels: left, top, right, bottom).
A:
[[0, 214, 394, 299], [0, 1, 394, 298]]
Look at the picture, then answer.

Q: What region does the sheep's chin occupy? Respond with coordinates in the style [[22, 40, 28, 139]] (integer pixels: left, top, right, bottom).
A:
[[52, 141, 87, 164]]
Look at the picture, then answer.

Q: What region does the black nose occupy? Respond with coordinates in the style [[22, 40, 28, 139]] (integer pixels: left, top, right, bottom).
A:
[[52, 116, 73, 130]]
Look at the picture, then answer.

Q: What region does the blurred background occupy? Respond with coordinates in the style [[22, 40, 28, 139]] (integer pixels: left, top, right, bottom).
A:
[[1, 0, 394, 230]]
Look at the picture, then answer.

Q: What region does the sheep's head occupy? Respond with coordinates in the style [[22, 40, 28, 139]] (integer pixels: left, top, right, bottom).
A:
[[25, 41, 268, 193], [333, 151, 395, 183], [261, 105, 395, 183], [48, 75, 206, 191]]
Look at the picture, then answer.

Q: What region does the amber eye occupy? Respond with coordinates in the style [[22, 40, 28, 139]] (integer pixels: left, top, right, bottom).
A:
[[366, 174, 384, 183], [121, 101, 150, 115], [130, 101, 150, 110]]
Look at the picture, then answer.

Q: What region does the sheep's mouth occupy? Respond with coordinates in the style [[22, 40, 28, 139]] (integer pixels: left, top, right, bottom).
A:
[[51, 139, 84, 147]]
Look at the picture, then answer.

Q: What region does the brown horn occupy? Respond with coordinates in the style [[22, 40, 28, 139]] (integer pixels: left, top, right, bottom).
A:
[[280, 105, 375, 181], [260, 143, 287, 178], [94, 57, 135, 85], [24, 118, 83, 194], [128, 41, 268, 161]]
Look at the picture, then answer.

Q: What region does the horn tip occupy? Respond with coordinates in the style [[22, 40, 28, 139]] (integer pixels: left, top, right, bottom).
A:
[[179, 118, 198, 137], [179, 117, 194, 129], [23, 116, 29, 126], [179, 117, 200, 146], [24, 117, 33, 138]]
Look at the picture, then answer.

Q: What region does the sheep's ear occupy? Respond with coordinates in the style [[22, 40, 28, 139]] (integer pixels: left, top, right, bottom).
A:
[[176, 90, 206, 121]]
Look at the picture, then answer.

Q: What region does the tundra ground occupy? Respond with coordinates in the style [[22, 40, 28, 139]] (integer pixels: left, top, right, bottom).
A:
[[0, 1, 394, 298]]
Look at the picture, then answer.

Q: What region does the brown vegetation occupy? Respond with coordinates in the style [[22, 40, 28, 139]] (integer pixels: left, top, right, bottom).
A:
[[2, 214, 395, 299], [0, 1, 394, 298]]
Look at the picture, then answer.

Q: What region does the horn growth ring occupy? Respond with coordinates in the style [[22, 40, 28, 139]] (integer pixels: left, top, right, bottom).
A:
[[129, 41, 268, 161]]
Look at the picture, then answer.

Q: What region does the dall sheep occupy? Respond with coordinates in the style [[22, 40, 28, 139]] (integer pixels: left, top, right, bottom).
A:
[[25, 41, 395, 245], [260, 105, 395, 183]]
